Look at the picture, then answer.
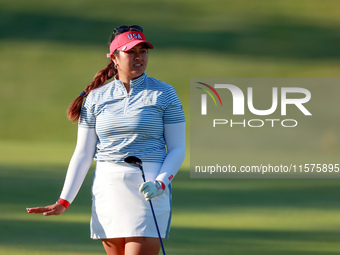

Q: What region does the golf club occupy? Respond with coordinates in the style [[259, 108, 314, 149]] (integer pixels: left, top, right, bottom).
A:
[[124, 156, 166, 255]]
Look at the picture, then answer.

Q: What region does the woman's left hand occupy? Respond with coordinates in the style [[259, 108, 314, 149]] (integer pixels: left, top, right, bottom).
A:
[[139, 180, 164, 201]]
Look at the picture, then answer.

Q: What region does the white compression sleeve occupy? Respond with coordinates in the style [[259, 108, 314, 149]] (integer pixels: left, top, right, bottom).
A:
[[156, 122, 186, 186], [59, 126, 97, 204]]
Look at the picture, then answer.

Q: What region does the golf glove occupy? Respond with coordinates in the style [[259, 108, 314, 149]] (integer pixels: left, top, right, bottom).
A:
[[139, 180, 165, 201]]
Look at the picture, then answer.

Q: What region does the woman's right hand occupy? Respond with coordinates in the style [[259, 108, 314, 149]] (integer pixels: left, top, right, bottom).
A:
[[26, 203, 66, 216]]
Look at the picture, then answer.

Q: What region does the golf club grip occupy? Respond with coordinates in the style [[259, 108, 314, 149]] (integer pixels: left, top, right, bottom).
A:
[[148, 200, 166, 255]]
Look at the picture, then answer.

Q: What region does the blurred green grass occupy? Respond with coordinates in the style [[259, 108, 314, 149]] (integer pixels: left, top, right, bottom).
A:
[[1, 0, 340, 254]]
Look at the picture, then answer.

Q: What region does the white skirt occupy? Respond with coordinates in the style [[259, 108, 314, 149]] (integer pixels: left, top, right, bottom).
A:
[[90, 161, 172, 239]]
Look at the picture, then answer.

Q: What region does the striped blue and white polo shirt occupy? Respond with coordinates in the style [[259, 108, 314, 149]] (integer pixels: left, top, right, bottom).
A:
[[79, 73, 185, 163]]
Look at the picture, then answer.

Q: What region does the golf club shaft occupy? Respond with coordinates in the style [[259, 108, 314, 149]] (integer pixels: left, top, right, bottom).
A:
[[148, 200, 166, 255], [140, 170, 166, 255]]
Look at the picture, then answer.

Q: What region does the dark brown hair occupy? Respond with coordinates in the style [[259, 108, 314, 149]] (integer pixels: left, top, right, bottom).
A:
[[67, 30, 125, 123]]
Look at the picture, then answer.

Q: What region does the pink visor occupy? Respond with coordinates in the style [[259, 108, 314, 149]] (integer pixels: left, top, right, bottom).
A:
[[107, 31, 154, 58]]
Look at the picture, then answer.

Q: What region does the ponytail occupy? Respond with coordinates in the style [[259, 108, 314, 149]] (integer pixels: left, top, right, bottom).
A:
[[67, 61, 116, 123]]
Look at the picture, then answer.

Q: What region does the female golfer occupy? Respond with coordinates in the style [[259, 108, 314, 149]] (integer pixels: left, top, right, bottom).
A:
[[27, 25, 186, 255]]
